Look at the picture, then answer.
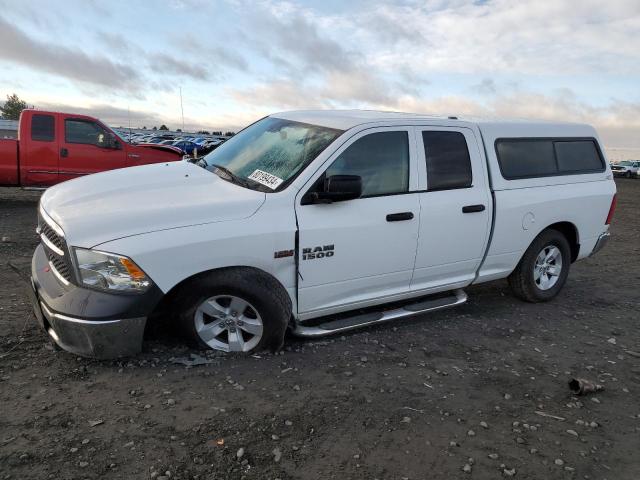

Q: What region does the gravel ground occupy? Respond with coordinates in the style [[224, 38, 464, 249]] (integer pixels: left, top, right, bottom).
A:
[[0, 179, 639, 480]]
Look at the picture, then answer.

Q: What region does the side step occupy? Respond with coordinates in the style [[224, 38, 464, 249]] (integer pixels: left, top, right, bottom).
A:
[[292, 289, 467, 338]]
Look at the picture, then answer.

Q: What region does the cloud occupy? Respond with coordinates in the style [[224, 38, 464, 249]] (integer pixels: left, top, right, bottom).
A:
[[37, 102, 167, 128], [148, 53, 210, 81], [0, 16, 141, 92], [2, 0, 639, 149], [358, 0, 640, 75], [230, 74, 640, 148], [472, 78, 497, 95], [229, 79, 322, 110], [396, 92, 640, 148], [242, 3, 356, 75], [94, 32, 219, 82], [178, 34, 249, 72], [320, 70, 394, 105], [35, 101, 230, 132], [95, 31, 141, 55]]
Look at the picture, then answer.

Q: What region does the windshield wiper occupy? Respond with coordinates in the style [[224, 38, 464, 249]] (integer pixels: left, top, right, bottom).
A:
[[210, 164, 253, 189]]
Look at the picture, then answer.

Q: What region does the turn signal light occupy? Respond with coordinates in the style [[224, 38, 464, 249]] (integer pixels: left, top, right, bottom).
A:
[[120, 258, 147, 280]]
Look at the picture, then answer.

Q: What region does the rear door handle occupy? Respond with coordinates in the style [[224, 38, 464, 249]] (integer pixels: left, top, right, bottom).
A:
[[462, 204, 485, 213], [386, 212, 414, 222], [60, 148, 68, 158]]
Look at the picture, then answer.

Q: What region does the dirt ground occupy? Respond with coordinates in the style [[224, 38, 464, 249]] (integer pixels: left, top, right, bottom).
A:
[[0, 179, 639, 480]]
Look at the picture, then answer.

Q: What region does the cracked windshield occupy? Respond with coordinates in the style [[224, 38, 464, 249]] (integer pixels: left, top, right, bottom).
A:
[[202, 117, 343, 190]]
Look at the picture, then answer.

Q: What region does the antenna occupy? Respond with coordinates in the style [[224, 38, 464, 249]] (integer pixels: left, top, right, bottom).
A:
[[179, 87, 185, 132], [127, 106, 131, 140]]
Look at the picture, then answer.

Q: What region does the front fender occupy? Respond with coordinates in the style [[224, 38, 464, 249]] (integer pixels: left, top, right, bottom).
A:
[[94, 215, 298, 310]]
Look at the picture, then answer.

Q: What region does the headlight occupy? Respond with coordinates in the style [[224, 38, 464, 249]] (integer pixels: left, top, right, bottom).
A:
[[73, 248, 152, 293]]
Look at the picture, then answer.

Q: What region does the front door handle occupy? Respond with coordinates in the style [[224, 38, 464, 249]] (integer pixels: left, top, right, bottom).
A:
[[60, 148, 68, 158], [386, 212, 414, 222], [462, 204, 485, 213]]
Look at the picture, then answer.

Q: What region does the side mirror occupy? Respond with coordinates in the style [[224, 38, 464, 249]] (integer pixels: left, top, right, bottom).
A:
[[301, 175, 362, 205]]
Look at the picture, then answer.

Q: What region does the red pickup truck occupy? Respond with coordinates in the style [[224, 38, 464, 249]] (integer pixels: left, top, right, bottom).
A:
[[0, 110, 183, 188]]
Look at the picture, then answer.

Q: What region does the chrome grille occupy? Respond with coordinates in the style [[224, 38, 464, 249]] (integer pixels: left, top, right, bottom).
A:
[[39, 221, 65, 252], [47, 251, 72, 282], [38, 207, 75, 284]]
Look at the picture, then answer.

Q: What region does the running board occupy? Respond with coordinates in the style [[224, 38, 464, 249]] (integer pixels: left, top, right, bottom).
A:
[[292, 289, 467, 338]]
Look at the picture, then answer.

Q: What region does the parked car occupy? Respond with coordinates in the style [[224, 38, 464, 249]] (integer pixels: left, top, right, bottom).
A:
[[202, 139, 223, 150], [172, 140, 201, 155], [610, 160, 640, 178], [0, 110, 183, 188], [29, 110, 616, 358], [142, 137, 165, 144]]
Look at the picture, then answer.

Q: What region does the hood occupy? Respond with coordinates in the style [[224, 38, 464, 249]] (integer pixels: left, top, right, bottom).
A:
[[40, 161, 266, 248]]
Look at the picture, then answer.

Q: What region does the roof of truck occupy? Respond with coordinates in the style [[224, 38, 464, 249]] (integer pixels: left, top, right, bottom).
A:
[[271, 109, 591, 132]]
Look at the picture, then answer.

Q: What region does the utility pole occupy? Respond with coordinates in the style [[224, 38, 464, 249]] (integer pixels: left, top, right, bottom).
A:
[[179, 87, 185, 132]]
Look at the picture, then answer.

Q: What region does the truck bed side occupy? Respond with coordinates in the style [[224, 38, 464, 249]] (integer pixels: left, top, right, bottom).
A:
[[0, 139, 19, 186], [474, 121, 615, 284]]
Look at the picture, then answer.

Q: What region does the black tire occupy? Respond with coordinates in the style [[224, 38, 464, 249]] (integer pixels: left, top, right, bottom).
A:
[[175, 268, 291, 354], [508, 229, 571, 303], [625, 171, 631, 178]]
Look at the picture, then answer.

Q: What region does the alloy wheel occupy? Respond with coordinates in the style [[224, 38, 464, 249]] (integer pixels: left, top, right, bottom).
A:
[[194, 295, 263, 352], [533, 245, 563, 291]]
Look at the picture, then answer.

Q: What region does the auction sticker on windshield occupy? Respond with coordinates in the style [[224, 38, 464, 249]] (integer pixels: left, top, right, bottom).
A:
[[248, 169, 284, 190]]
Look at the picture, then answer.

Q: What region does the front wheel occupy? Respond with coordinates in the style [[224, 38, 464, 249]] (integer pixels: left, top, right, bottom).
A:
[[625, 171, 631, 178], [176, 268, 291, 354], [508, 229, 571, 302]]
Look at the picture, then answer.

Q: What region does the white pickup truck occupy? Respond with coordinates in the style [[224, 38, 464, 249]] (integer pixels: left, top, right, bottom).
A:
[[29, 110, 617, 358], [610, 160, 640, 178]]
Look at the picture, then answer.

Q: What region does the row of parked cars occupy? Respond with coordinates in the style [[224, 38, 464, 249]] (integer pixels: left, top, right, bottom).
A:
[[610, 160, 640, 178], [115, 131, 226, 156]]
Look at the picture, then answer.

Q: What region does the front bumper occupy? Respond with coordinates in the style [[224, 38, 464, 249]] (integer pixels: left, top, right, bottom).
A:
[[29, 244, 163, 359]]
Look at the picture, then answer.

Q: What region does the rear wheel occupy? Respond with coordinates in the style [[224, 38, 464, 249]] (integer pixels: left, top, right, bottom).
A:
[[508, 229, 571, 302], [176, 268, 291, 354]]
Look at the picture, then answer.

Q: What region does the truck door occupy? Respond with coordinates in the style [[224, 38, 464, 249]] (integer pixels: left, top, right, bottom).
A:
[[21, 112, 60, 187], [295, 127, 420, 317], [411, 127, 492, 291], [58, 116, 126, 181]]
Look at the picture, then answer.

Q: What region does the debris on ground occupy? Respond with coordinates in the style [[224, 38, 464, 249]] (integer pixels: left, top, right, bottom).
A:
[[171, 353, 215, 367], [534, 411, 566, 421], [569, 378, 604, 395]]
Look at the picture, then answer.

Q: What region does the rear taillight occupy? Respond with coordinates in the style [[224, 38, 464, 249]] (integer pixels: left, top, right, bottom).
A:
[[605, 194, 617, 225]]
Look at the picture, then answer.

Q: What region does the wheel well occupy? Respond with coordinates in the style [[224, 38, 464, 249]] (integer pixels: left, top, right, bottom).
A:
[[148, 266, 292, 321], [546, 222, 580, 262]]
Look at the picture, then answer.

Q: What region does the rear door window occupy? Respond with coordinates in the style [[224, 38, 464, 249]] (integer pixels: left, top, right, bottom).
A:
[[31, 114, 55, 142], [422, 131, 472, 190]]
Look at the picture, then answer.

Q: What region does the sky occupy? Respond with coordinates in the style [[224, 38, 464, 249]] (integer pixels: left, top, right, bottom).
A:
[[0, 0, 639, 154]]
